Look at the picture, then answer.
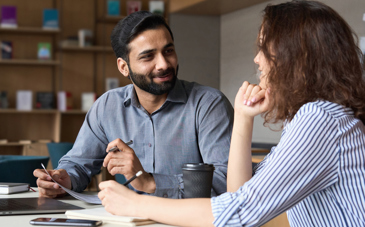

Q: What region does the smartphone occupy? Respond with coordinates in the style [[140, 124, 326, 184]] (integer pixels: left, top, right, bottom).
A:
[[29, 218, 102, 226]]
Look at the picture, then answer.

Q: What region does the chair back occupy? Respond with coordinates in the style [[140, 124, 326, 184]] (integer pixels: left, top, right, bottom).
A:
[[115, 174, 126, 184], [47, 142, 73, 169], [0, 155, 49, 187]]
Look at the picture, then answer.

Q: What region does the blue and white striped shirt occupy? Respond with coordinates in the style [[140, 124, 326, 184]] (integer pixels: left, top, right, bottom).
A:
[[211, 100, 365, 226]]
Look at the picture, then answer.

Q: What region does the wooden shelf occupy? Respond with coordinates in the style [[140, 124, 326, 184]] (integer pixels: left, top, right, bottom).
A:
[[60, 46, 113, 52], [170, 0, 269, 15], [0, 109, 87, 114], [0, 142, 26, 146], [0, 59, 60, 66], [0, 27, 60, 34], [60, 110, 87, 114], [97, 16, 125, 23], [0, 109, 58, 114]]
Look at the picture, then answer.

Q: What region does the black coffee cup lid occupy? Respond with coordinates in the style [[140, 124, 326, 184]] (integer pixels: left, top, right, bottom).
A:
[[182, 163, 215, 171]]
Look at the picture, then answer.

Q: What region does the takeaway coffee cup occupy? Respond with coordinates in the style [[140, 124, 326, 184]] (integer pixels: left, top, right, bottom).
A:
[[182, 163, 215, 198]]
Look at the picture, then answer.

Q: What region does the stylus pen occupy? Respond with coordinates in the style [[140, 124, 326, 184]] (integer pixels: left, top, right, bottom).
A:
[[108, 140, 133, 152], [123, 171, 143, 186]]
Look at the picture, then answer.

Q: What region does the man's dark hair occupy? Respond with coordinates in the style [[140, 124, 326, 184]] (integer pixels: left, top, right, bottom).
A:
[[110, 11, 174, 62]]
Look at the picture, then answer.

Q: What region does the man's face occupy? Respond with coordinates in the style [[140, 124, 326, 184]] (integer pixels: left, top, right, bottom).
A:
[[127, 26, 178, 95]]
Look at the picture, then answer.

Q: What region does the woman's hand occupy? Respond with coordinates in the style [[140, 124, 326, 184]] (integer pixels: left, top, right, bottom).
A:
[[98, 180, 139, 217], [234, 81, 270, 118]]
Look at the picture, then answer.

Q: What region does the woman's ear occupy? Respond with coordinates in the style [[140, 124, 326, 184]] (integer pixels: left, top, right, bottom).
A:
[[117, 58, 129, 78]]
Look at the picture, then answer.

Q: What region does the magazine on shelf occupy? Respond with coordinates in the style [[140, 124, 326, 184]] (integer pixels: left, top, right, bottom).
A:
[[16, 90, 32, 111], [127, 1, 141, 15], [107, 0, 121, 16], [43, 9, 59, 29], [149, 1, 164, 16], [1, 41, 13, 59], [0, 6, 17, 28], [35, 92, 54, 109], [57, 91, 72, 111], [37, 42, 51, 59]]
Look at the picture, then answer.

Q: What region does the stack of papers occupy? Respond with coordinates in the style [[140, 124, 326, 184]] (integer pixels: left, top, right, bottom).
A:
[[66, 207, 156, 226], [0, 182, 29, 194]]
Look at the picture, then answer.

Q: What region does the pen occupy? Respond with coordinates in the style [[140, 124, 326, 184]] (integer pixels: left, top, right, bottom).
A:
[[108, 140, 133, 152], [123, 171, 143, 186]]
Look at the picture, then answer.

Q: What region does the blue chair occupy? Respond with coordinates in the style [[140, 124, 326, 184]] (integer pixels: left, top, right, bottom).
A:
[[47, 142, 73, 169], [0, 155, 49, 187], [115, 174, 126, 184], [47, 142, 103, 191]]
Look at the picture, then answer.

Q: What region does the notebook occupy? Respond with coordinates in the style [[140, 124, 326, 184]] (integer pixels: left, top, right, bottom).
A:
[[0, 182, 29, 194], [0, 197, 83, 216], [66, 207, 156, 226]]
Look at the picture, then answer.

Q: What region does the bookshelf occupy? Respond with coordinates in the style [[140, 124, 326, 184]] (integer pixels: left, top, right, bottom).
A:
[[0, 0, 170, 157]]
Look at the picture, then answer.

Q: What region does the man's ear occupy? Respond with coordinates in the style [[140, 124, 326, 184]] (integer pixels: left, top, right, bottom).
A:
[[117, 58, 129, 78]]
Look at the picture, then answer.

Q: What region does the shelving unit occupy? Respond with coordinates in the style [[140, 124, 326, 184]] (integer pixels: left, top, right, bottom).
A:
[[0, 0, 170, 156]]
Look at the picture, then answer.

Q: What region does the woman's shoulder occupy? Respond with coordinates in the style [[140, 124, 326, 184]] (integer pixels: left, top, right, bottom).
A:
[[296, 100, 352, 120]]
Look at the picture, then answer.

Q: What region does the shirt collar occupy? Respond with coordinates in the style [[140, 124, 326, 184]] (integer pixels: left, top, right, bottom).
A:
[[123, 79, 187, 107]]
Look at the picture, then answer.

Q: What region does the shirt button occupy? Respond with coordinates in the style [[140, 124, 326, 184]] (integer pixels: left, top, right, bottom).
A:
[[148, 143, 152, 147], [163, 194, 168, 198]]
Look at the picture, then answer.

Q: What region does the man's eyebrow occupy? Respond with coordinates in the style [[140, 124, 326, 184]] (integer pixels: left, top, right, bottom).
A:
[[138, 49, 156, 57], [164, 43, 174, 49], [137, 43, 174, 57]]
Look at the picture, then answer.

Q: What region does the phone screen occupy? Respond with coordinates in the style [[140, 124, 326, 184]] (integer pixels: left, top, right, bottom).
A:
[[30, 218, 102, 226]]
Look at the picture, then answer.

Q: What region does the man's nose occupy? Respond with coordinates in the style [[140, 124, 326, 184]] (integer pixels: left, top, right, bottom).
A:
[[155, 54, 169, 71]]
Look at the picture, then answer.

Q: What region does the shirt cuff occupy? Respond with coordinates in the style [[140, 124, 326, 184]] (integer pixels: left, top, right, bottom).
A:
[[211, 192, 243, 227], [149, 173, 183, 199]]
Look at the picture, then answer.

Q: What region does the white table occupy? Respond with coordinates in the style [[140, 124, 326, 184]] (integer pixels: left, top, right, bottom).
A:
[[0, 189, 174, 227]]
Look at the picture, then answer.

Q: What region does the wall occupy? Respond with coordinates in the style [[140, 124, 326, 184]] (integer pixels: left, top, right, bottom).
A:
[[220, 0, 365, 143], [169, 14, 220, 89]]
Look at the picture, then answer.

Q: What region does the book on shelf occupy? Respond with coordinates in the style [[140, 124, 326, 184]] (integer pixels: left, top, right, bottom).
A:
[[43, 9, 59, 30], [19, 140, 32, 144], [60, 36, 79, 47], [35, 92, 54, 109], [127, 1, 141, 15], [66, 207, 156, 226], [57, 91, 72, 111], [38, 42, 51, 60], [0, 139, 8, 144], [78, 29, 93, 47], [0, 91, 8, 108], [37, 139, 52, 143], [0, 183, 29, 194], [105, 77, 119, 91], [149, 1, 164, 16], [0, 5, 17, 28], [16, 90, 32, 111], [107, 0, 121, 16], [81, 92, 96, 112], [1, 41, 13, 59]]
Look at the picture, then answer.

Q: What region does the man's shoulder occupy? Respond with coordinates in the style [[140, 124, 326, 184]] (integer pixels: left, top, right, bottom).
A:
[[179, 80, 226, 99], [98, 84, 134, 102]]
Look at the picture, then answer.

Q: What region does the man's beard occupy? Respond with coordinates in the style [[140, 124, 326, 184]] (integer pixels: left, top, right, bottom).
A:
[[128, 64, 178, 95]]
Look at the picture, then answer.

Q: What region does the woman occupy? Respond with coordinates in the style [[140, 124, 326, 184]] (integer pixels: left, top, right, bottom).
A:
[[98, 1, 365, 226]]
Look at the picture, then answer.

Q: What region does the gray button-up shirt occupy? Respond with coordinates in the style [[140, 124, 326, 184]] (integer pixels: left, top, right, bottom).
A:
[[58, 79, 234, 198]]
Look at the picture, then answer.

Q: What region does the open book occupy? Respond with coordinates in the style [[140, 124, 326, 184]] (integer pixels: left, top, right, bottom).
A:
[[66, 207, 156, 226]]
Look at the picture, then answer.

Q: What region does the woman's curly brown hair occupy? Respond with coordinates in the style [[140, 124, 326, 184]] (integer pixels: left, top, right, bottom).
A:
[[259, 0, 365, 125]]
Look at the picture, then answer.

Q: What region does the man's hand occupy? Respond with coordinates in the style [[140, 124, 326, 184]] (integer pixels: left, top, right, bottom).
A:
[[103, 139, 156, 194], [33, 168, 71, 198]]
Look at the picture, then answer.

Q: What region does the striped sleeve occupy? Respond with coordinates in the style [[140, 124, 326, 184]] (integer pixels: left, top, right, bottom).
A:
[[211, 103, 340, 226]]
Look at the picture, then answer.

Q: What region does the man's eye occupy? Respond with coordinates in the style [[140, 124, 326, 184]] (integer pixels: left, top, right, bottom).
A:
[[165, 49, 174, 54], [141, 54, 152, 59]]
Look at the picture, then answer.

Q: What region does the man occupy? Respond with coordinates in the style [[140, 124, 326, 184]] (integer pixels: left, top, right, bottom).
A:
[[34, 11, 233, 199]]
